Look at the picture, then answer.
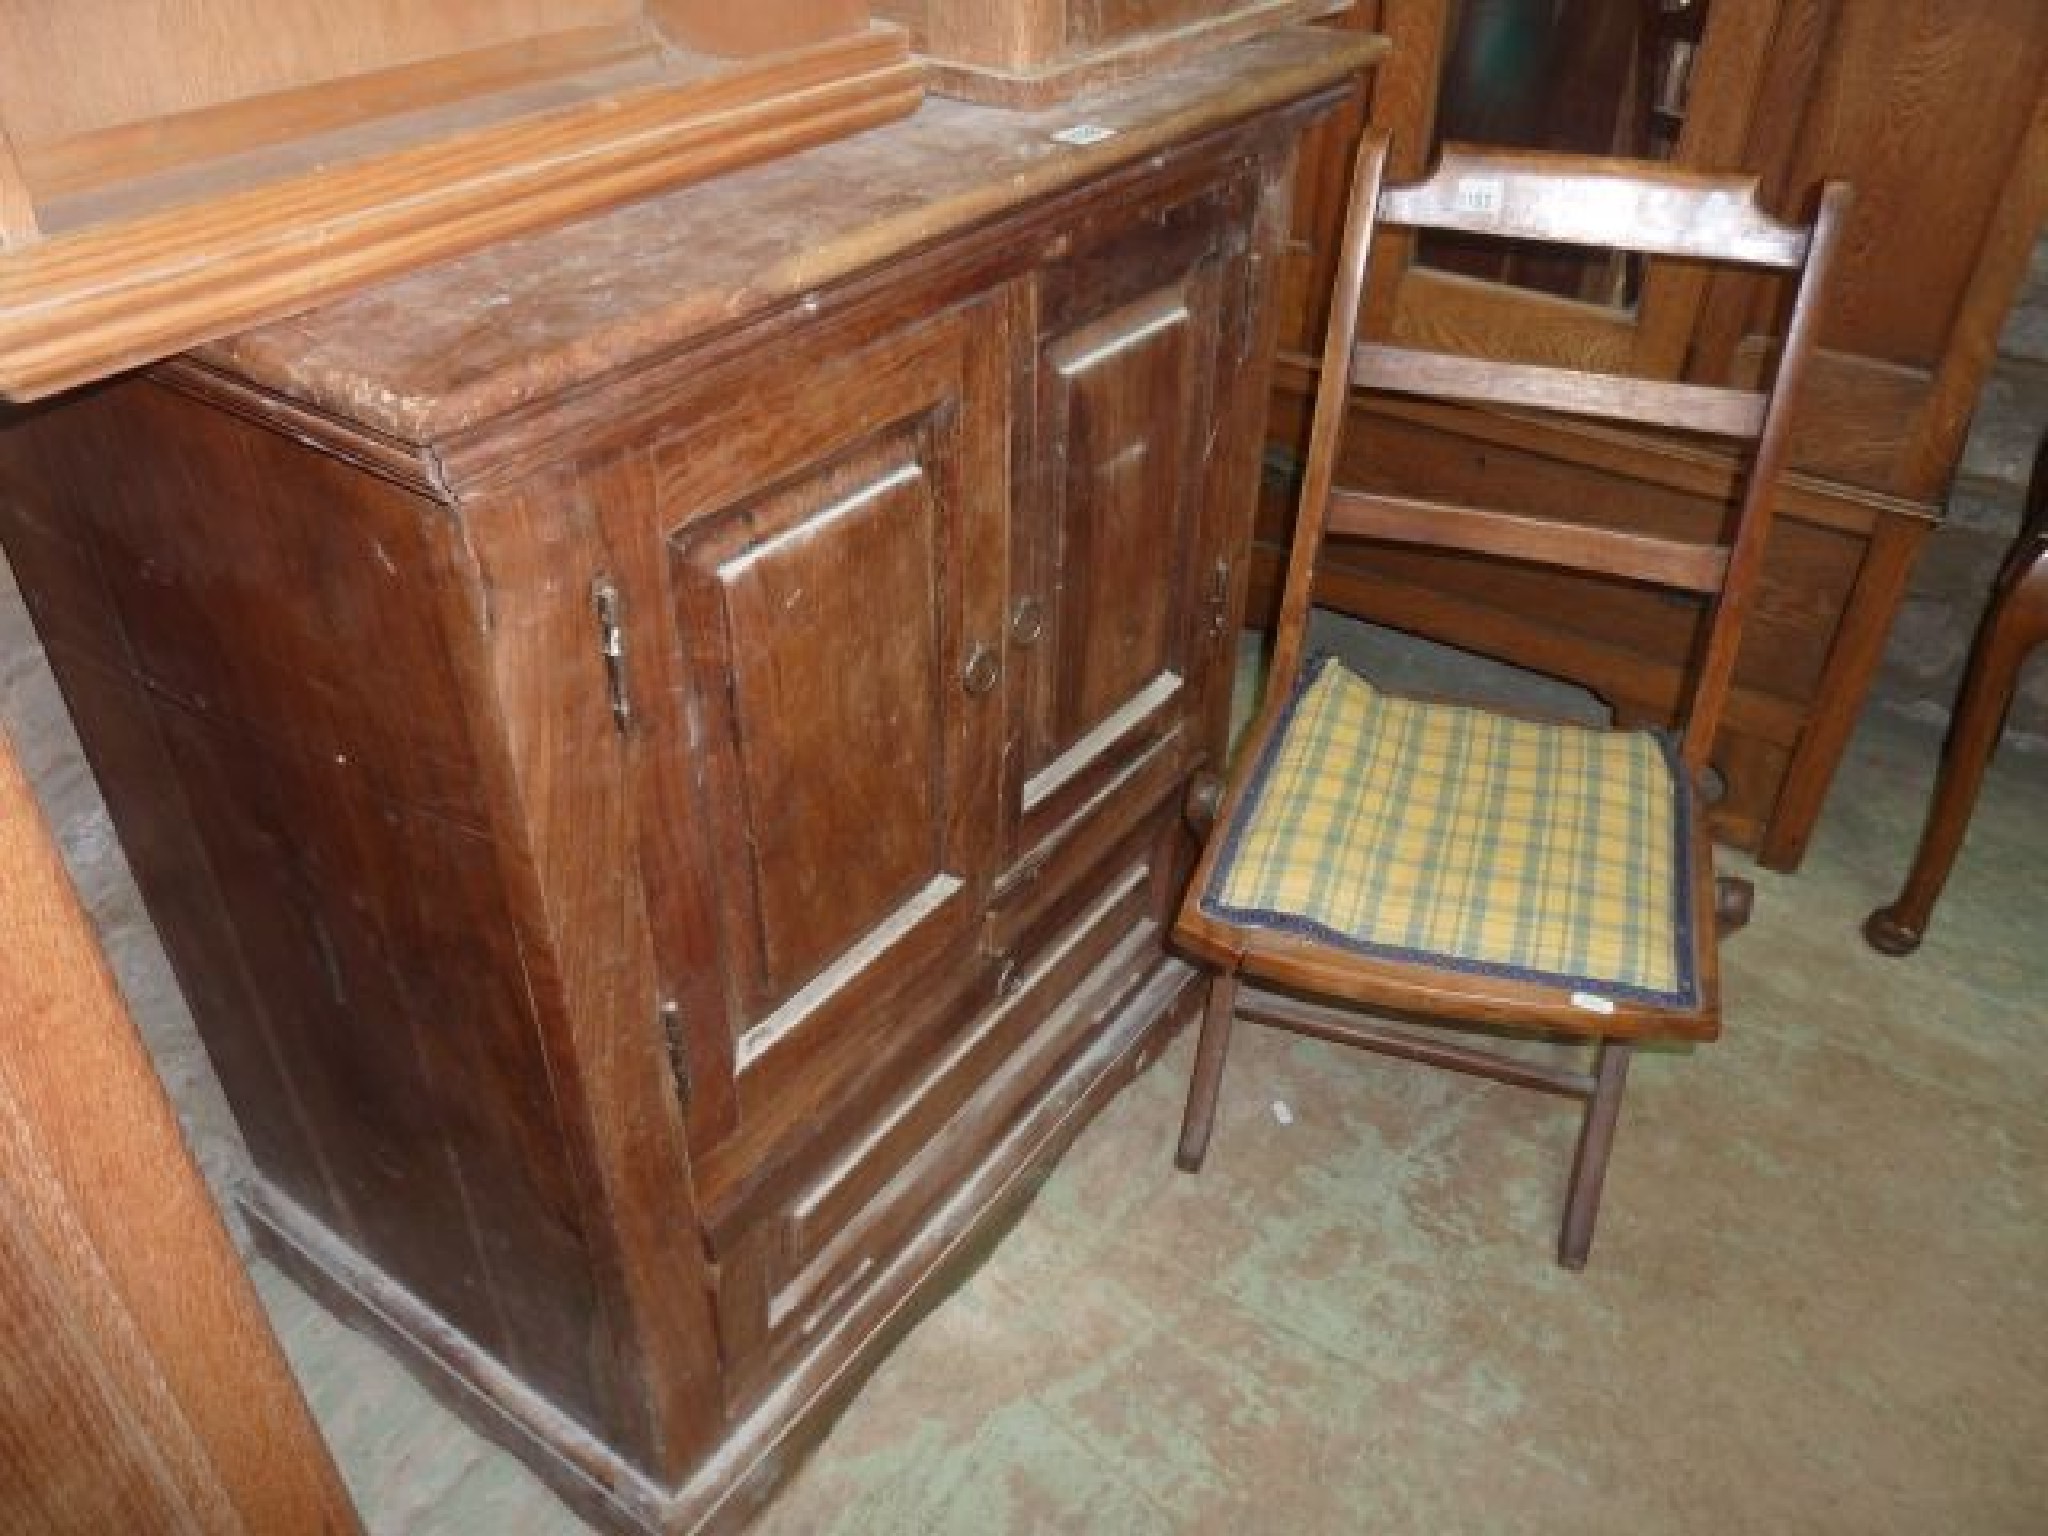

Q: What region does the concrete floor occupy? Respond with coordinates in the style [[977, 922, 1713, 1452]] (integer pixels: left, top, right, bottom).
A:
[[9, 581, 2048, 1533]]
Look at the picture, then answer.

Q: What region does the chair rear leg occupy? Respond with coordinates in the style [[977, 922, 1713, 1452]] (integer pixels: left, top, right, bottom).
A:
[[1176, 970, 1240, 1173], [1559, 1040, 1634, 1270]]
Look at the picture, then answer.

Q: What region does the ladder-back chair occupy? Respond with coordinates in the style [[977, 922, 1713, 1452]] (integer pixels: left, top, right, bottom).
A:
[[1173, 135, 1849, 1268]]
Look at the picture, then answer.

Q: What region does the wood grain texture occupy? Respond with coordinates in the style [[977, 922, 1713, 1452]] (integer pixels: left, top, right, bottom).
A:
[[646, 0, 870, 57], [0, 0, 640, 143], [0, 120, 34, 247], [0, 720, 360, 1536], [0, 28, 923, 401], [1355, 342, 1768, 436], [1325, 486, 1730, 592], [1866, 448, 2048, 951], [19, 22, 665, 203], [1016, 183, 1238, 859], [914, 0, 1364, 108], [0, 42, 1370, 1533], [183, 24, 1383, 449], [0, 377, 723, 1472]]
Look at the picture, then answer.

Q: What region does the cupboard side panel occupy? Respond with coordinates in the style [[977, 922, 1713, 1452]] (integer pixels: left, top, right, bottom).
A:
[[0, 379, 622, 1450]]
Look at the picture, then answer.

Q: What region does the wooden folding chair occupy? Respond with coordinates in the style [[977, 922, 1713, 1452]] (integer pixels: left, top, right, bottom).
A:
[[1173, 134, 1849, 1267]]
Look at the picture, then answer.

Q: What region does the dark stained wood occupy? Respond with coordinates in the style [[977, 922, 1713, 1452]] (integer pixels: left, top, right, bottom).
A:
[[1012, 177, 1241, 864], [0, 35, 1371, 1535], [1172, 968, 1237, 1172], [1354, 344, 1769, 437], [1236, 986, 1600, 1098], [0, 719, 361, 1536], [1173, 132, 1837, 1267], [659, 301, 1005, 1074], [1559, 1041, 1632, 1271], [1325, 486, 1731, 593]]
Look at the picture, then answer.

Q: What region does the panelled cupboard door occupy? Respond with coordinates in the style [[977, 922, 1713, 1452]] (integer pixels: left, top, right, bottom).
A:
[[649, 295, 1010, 1160], [1007, 186, 1244, 872]]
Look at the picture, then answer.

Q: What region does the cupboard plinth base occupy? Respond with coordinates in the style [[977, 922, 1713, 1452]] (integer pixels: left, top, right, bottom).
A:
[[250, 960, 1200, 1536]]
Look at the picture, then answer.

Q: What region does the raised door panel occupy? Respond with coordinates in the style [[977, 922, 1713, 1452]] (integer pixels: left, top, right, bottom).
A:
[[675, 430, 960, 1021], [1010, 193, 1237, 871], [1046, 289, 1198, 744], [651, 297, 1009, 1164]]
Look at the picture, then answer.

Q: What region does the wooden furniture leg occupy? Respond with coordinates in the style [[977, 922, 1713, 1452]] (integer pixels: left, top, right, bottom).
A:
[[1714, 874, 1755, 936], [1865, 542, 2048, 954], [1866, 436, 2048, 957], [1176, 970, 1241, 1173], [1559, 1041, 1634, 1271]]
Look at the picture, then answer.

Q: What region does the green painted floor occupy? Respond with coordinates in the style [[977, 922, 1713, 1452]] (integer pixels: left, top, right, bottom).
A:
[[238, 617, 2048, 1534]]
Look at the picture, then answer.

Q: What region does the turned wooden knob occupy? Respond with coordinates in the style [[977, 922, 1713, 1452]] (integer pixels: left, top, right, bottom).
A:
[[1184, 771, 1225, 838], [1713, 875, 1754, 936]]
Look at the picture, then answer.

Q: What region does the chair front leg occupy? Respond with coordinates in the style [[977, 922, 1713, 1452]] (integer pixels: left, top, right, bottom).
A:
[[1175, 969, 1241, 1173], [1559, 1039, 1633, 1270]]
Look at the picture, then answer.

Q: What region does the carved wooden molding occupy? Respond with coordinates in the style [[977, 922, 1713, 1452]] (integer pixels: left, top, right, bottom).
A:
[[0, 22, 920, 401]]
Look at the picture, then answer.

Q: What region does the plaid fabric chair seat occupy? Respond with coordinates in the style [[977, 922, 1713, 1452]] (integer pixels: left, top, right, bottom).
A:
[[1201, 656, 1697, 1009]]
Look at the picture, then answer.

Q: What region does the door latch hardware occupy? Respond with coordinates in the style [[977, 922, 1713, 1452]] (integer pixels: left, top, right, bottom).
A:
[[592, 579, 632, 733], [1010, 594, 1046, 648], [658, 999, 692, 1111], [962, 641, 1001, 696]]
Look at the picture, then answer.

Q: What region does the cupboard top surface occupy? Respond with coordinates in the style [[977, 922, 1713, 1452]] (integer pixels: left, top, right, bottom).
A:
[[184, 25, 1381, 444]]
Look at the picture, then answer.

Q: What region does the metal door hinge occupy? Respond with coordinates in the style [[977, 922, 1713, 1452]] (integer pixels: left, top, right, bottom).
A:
[[658, 999, 692, 1111], [1206, 557, 1232, 639], [592, 579, 632, 733]]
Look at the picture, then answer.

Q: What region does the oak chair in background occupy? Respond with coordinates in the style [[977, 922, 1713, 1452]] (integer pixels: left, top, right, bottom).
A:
[[1173, 133, 1848, 1267]]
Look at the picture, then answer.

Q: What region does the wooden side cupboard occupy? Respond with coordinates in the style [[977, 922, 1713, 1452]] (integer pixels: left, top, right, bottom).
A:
[[0, 30, 1380, 1536], [1257, 0, 2048, 869]]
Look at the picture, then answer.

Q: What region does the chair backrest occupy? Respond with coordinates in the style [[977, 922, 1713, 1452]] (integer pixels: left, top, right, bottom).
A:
[[1272, 137, 1851, 775]]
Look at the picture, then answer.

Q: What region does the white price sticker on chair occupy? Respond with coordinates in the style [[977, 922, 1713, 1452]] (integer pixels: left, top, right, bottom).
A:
[[1051, 123, 1116, 147], [1454, 176, 1505, 216], [1569, 991, 1616, 1015]]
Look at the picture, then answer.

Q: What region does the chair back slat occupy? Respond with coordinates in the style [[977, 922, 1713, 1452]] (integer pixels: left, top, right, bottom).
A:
[[1326, 488, 1731, 594], [1353, 344, 1768, 438], [1378, 146, 1811, 267], [1271, 133, 1850, 777]]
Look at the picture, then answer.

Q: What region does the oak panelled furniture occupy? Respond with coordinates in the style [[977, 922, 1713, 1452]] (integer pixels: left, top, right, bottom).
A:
[[1252, 0, 2048, 871], [1173, 135, 1846, 1268], [0, 720, 362, 1536], [0, 30, 1380, 1536], [0, 0, 923, 402], [871, 0, 1350, 105], [1866, 430, 2048, 956]]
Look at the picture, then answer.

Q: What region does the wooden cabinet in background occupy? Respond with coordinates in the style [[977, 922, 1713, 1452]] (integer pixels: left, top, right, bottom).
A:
[[1257, 0, 2048, 869], [0, 0, 924, 401], [875, 0, 1356, 104], [0, 31, 1376, 1535]]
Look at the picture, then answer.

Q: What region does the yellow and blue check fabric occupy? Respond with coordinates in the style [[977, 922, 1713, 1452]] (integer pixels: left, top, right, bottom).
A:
[[1203, 656, 1696, 1008]]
